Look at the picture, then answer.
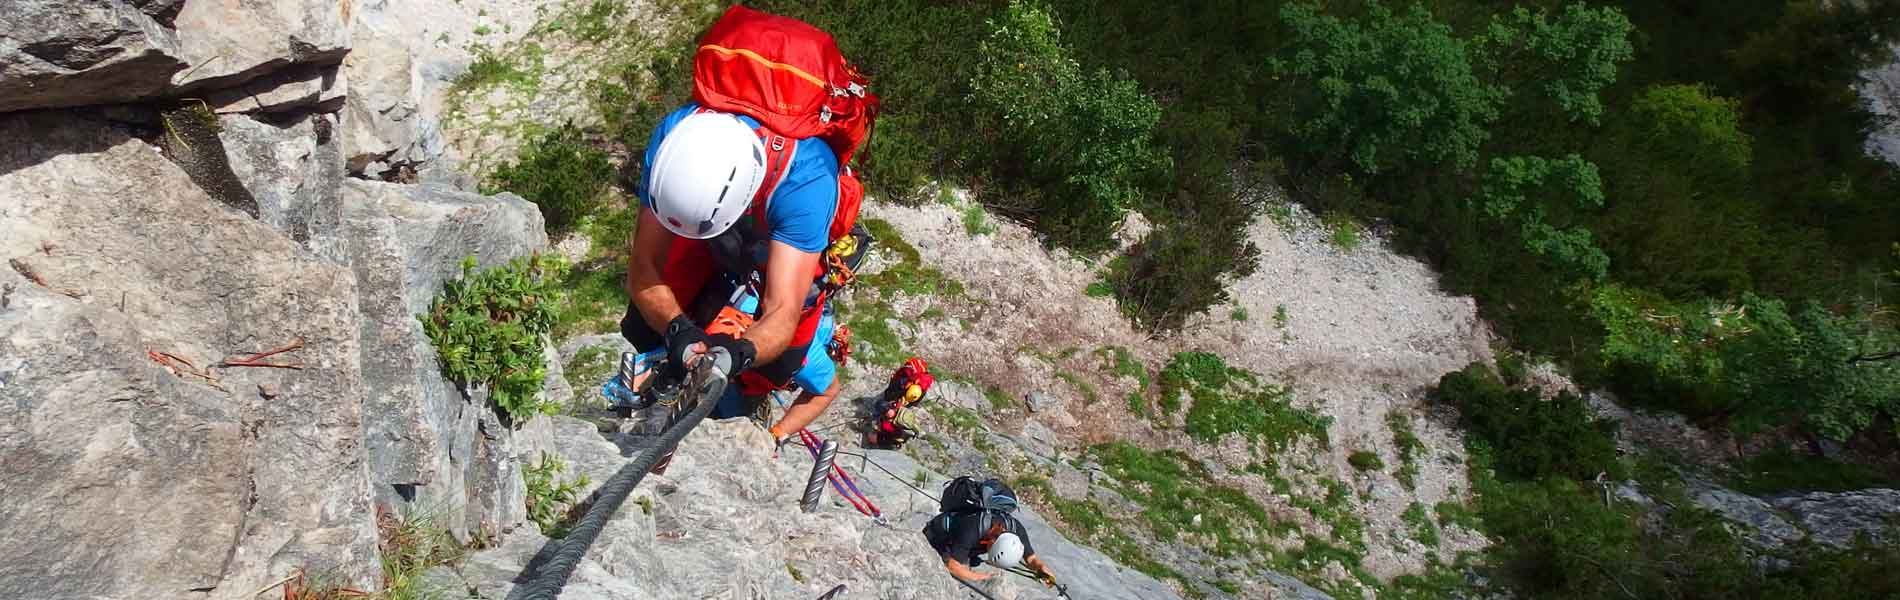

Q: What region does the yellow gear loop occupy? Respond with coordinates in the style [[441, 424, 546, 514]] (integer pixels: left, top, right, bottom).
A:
[[829, 233, 859, 257], [823, 236, 859, 289]]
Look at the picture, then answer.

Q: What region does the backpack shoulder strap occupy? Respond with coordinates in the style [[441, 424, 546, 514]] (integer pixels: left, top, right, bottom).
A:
[[750, 131, 796, 216]]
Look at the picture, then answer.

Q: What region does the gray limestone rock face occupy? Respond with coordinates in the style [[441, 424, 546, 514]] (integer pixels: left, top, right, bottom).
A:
[[441, 417, 1191, 600], [0, 0, 351, 113], [167, 0, 352, 91], [1690, 485, 1805, 550], [0, 0, 186, 111], [340, 0, 498, 176], [218, 112, 563, 543], [218, 111, 344, 251], [0, 109, 376, 598], [321, 179, 550, 538], [928, 379, 986, 412], [1771, 488, 1900, 548]]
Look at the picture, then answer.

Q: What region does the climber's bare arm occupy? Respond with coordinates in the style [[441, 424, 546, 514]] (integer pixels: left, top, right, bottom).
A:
[[744, 239, 821, 364], [628, 207, 685, 334]]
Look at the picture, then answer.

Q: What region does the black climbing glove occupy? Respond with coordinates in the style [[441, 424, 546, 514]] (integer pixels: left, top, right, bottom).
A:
[[663, 315, 709, 373], [706, 333, 757, 376]]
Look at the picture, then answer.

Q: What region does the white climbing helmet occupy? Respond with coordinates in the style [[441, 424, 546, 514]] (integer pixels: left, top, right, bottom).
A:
[[987, 532, 1025, 569], [647, 111, 767, 239]]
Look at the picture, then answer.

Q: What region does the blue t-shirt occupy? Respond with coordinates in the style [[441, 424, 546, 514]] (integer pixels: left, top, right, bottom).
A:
[[638, 103, 839, 253]]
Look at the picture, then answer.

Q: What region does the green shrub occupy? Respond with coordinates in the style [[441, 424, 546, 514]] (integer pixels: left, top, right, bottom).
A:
[[1110, 222, 1261, 330], [1348, 451, 1384, 472], [1163, 352, 1332, 450], [487, 124, 614, 234], [1322, 211, 1363, 251], [960, 200, 995, 236], [1272, 2, 1505, 175], [1400, 502, 1439, 546], [422, 255, 564, 420], [1730, 449, 1900, 496], [1473, 3, 1635, 125], [1591, 284, 1900, 439], [1090, 442, 1284, 558], [1388, 411, 1424, 490], [524, 452, 591, 538], [1436, 363, 1617, 481], [971, 0, 1168, 253], [1159, 351, 1230, 412], [1472, 154, 1608, 280]]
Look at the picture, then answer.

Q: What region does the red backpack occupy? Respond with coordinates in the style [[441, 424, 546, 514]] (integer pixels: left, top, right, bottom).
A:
[[692, 5, 880, 246], [691, 6, 880, 395]]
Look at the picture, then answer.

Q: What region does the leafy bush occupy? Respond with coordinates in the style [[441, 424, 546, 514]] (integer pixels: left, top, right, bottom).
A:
[[422, 255, 564, 421], [1348, 451, 1384, 472], [524, 452, 591, 538], [1272, 1, 1505, 175], [1109, 220, 1261, 330], [488, 124, 614, 234], [971, 0, 1168, 253], [1592, 284, 1900, 438], [1436, 363, 1618, 481], [1474, 155, 1608, 280], [1473, 3, 1635, 124]]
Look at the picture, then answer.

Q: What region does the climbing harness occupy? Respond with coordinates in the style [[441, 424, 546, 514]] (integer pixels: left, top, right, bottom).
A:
[[512, 350, 732, 600]]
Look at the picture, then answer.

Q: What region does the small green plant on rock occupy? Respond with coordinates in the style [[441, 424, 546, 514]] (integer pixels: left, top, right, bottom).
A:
[[1164, 352, 1332, 450], [1348, 450, 1385, 472], [1323, 211, 1362, 251], [377, 507, 467, 600], [423, 255, 564, 421], [524, 452, 591, 539], [1401, 502, 1439, 547], [961, 200, 996, 236], [1388, 411, 1424, 490]]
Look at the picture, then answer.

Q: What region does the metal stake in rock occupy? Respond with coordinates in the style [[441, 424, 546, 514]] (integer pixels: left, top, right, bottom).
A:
[[801, 439, 839, 513]]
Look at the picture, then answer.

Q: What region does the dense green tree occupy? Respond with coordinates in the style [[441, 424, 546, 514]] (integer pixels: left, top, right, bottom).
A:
[[1272, 2, 1506, 175], [1474, 155, 1609, 280], [1592, 284, 1900, 438], [1595, 84, 1763, 297], [970, 0, 1168, 253], [1476, 3, 1636, 124], [1436, 364, 1620, 481]]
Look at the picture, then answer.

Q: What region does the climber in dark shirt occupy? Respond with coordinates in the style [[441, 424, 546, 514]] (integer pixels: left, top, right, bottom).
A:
[[922, 509, 1057, 585]]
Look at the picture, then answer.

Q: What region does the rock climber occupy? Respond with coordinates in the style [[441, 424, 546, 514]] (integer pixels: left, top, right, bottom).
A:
[[865, 357, 933, 448], [610, 6, 877, 456], [924, 477, 1059, 588], [882, 357, 936, 406], [619, 106, 843, 445]]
